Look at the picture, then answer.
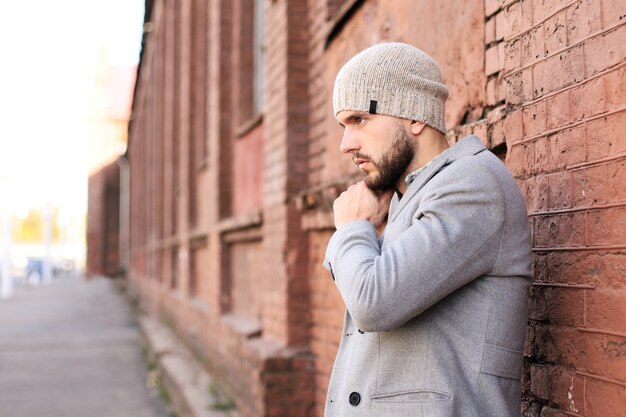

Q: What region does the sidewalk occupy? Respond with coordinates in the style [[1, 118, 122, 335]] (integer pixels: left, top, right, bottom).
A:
[[0, 274, 170, 417]]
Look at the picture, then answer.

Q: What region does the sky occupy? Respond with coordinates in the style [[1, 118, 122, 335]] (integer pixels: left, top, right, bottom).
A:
[[0, 0, 144, 217]]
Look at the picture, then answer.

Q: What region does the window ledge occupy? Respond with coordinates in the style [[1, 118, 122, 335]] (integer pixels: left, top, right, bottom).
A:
[[218, 211, 263, 234], [325, 0, 365, 49], [236, 113, 263, 138], [221, 313, 262, 338]]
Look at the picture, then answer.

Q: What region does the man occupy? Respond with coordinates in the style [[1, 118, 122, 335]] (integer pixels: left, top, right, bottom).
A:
[[323, 42, 532, 416]]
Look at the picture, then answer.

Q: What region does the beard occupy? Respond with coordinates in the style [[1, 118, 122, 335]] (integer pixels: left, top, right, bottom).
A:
[[360, 124, 415, 192]]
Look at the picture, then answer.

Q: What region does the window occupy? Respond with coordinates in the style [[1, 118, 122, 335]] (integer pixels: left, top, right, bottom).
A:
[[236, 0, 264, 127]]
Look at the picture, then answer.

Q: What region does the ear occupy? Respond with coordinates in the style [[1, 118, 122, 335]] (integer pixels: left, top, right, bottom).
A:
[[410, 121, 426, 136]]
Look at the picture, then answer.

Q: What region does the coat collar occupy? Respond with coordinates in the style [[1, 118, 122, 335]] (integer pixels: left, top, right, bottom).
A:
[[389, 135, 487, 221]]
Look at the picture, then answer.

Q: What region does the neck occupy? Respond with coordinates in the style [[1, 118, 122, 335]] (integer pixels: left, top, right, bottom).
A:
[[396, 127, 449, 194]]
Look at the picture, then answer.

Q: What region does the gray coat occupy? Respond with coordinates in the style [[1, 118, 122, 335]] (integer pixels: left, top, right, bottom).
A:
[[324, 136, 532, 417]]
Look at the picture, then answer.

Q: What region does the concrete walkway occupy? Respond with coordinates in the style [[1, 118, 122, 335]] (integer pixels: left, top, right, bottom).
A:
[[0, 275, 170, 417]]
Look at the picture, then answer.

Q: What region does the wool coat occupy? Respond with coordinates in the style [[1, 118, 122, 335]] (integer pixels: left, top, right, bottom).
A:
[[323, 135, 532, 417]]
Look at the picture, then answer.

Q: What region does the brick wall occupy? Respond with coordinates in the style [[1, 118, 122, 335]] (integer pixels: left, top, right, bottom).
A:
[[128, 0, 315, 416], [123, 0, 626, 416], [87, 160, 121, 277], [497, 1, 626, 415]]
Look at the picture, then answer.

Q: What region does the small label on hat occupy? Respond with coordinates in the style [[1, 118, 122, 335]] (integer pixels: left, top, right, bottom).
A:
[[369, 100, 377, 114]]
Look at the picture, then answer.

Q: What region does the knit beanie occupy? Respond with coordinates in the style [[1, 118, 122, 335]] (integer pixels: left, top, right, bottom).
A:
[[333, 42, 449, 134]]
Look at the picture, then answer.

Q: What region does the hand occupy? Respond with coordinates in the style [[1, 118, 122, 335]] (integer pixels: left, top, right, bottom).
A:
[[333, 181, 393, 231]]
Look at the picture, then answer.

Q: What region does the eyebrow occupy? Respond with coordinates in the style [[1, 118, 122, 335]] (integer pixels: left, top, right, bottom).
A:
[[338, 113, 367, 128]]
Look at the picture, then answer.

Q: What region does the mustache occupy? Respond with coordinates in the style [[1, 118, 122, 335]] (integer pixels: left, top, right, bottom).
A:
[[353, 152, 372, 162]]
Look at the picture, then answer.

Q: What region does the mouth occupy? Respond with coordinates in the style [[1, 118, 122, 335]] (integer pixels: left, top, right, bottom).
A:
[[354, 158, 370, 169]]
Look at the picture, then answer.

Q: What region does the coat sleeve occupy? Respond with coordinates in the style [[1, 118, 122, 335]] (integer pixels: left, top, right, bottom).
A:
[[323, 161, 505, 332]]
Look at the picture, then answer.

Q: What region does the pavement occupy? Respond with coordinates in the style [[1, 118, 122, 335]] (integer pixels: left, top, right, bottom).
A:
[[0, 274, 170, 417], [0, 274, 238, 417]]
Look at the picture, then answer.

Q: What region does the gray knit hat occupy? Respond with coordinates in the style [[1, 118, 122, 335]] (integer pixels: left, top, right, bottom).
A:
[[333, 42, 449, 133]]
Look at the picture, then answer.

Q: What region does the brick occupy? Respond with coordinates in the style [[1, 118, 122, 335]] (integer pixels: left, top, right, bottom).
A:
[[486, 0, 502, 18], [489, 116, 506, 148], [523, 101, 548, 138], [504, 1, 524, 35], [543, 45, 585, 94], [521, 25, 545, 67], [548, 287, 585, 327], [546, 90, 570, 130], [545, 127, 586, 170], [602, 0, 626, 29], [530, 364, 552, 400], [530, 286, 585, 326], [586, 288, 626, 335], [566, 0, 603, 45], [535, 173, 550, 212], [587, 206, 626, 246], [599, 252, 626, 290], [584, 28, 626, 76], [550, 370, 586, 414], [570, 75, 606, 122], [586, 112, 626, 161], [529, 365, 587, 415], [605, 66, 626, 112], [529, 285, 549, 321], [507, 141, 536, 177], [571, 164, 607, 207], [505, 38, 522, 73], [486, 43, 503, 76], [547, 171, 572, 209], [486, 16, 496, 45], [534, 136, 551, 173], [606, 160, 626, 203], [535, 325, 608, 370], [524, 326, 537, 359], [520, 0, 535, 32], [505, 68, 534, 105], [522, 401, 542, 417], [534, 212, 586, 247], [533, 251, 549, 282], [531, 0, 571, 25], [603, 334, 626, 382], [495, 10, 507, 41], [543, 10, 567, 55], [504, 109, 524, 144], [547, 251, 603, 287], [487, 76, 499, 106], [521, 175, 549, 212], [532, 60, 547, 99]]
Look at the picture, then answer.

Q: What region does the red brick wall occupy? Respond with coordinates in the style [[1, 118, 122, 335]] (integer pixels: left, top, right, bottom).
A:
[[128, 0, 315, 416], [87, 160, 121, 277], [498, 1, 626, 415], [123, 0, 626, 416]]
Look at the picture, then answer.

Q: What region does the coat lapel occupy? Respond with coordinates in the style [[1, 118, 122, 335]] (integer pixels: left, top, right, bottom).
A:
[[389, 135, 487, 222]]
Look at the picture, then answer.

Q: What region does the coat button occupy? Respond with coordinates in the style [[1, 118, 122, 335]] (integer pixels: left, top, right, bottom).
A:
[[349, 392, 361, 406]]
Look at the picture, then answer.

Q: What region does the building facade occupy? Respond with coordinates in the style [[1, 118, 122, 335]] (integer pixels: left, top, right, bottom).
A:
[[126, 0, 626, 416], [87, 52, 136, 277]]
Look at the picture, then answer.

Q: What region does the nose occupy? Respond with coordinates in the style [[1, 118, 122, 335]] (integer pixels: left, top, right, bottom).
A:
[[339, 128, 360, 154]]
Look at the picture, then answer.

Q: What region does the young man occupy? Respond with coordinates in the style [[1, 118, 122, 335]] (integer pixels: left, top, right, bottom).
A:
[[324, 42, 532, 416]]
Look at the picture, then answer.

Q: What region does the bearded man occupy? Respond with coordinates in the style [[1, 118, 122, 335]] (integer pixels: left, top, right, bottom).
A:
[[323, 42, 532, 417]]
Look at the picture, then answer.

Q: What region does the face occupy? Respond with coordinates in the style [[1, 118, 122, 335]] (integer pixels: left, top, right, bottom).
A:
[[337, 111, 416, 192]]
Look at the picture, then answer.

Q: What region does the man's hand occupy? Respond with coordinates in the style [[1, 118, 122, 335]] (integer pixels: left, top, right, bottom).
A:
[[333, 181, 393, 232]]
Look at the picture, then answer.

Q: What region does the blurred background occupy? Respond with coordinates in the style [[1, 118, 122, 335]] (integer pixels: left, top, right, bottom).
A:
[[0, 0, 144, 294]]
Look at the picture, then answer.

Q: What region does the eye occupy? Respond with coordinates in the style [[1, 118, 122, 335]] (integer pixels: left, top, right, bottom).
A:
[[352, 115, 366, 125]]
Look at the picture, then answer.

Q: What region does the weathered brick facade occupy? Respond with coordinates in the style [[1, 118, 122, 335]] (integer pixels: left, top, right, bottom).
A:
[[87, 161, 121, 277], [126, 0, 625, 416]]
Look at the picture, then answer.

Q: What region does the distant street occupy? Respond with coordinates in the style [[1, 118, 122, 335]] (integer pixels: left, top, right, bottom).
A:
[[0, 274, 169, 417]]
